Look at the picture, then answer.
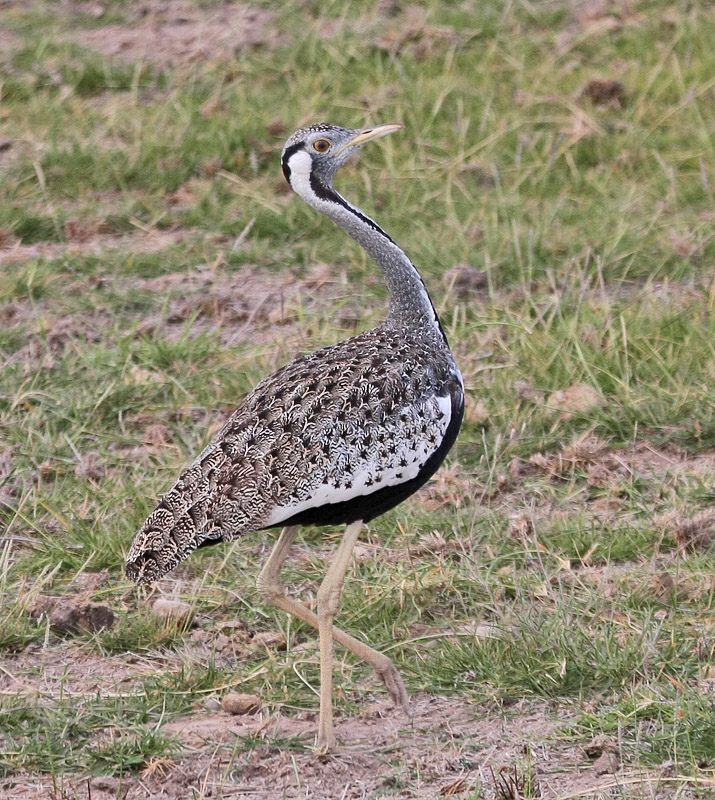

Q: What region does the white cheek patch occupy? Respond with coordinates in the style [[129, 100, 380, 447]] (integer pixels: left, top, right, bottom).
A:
[[286, 149, 315, 196], [286, 149, 343, 216]]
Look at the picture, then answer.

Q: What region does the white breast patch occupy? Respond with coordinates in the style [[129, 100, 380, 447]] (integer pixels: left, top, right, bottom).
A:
[[265, 393, 453, 527]]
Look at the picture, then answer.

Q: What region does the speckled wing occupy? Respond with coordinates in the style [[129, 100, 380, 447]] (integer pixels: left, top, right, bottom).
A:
[[125, 325, 463, 584]]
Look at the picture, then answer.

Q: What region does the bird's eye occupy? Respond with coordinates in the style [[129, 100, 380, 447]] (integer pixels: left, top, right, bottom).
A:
[[312, 138, 331, 153]]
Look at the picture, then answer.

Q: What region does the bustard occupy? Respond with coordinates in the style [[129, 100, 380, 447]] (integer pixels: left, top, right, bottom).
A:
[[126, 123, 464, 751]]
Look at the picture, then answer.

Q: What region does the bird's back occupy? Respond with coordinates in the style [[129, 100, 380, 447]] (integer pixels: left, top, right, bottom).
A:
[[126, 323, 463, 583]]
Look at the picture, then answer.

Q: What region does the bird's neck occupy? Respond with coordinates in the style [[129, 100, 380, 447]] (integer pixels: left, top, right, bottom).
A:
[[303, 179, 447, 343]]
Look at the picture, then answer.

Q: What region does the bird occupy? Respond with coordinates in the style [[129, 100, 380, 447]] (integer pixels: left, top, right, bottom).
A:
[[126, 122, 464, 752]]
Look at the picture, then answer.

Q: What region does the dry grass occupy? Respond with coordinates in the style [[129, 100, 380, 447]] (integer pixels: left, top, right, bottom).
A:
[[1, 0, 714, 798]]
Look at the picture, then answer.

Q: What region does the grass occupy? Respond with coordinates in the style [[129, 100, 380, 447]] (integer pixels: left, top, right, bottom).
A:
[[0, 692, 179, 775], [1, 0, 714, 796]]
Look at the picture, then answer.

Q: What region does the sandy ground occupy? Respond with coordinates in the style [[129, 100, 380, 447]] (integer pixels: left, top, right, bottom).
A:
[[3, 692, 663, 799]]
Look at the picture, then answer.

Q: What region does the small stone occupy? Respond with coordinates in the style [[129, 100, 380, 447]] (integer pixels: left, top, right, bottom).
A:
[[203, 697, 222, 712], [251, 631, 286, 650], [47, 598, 115, 633], [151, 598, 194, 628], [222, 693, 261, 715], [593, 750, 618, 775]]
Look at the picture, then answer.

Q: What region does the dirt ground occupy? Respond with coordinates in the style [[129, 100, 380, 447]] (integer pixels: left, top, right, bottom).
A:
[[2, 693, 667, 799], [0, 626, 681, 799], [65, 1, 284, 67], [2, 2, 713, 798]]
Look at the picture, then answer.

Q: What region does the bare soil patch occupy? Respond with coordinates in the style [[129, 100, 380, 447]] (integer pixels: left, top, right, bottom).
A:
[[3, 252, 367, 387], [64, 1, 283, 67], [0, 27, 21, 62], [410, 433, 715, 535], [2, 693, 661, 800], [136, 260, 364, 347], [0, 640, 177, 700], [0, 228, 202, 267]]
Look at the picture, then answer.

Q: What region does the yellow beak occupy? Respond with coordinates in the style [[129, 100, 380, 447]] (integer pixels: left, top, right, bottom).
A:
[[335, 123, 403, 156]]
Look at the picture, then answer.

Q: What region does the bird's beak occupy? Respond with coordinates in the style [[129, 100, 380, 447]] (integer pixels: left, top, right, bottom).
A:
[[336, 123, 403, 156]]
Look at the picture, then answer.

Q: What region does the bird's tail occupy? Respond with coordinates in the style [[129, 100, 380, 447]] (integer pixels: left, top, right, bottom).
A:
[[125, 497, 207, 584], [125, 446, 238, 584]]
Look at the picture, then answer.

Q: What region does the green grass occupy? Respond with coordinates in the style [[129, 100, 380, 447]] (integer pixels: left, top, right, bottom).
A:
[[0, 693, 179, 775], [1, 0, 714, 795]]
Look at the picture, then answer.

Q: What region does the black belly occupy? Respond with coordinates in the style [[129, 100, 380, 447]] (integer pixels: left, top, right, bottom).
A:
[[266, 386, 464, 529]]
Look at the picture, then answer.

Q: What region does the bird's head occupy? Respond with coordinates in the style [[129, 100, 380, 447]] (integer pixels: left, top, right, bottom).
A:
[[281, 122, 402, 195]]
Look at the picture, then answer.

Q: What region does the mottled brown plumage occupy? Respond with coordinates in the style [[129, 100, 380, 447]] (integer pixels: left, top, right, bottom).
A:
[[125, 326, 459, 583]]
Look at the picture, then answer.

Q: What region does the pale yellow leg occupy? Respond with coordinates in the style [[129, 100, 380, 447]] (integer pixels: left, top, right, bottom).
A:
[[256, 523, 410, 752], [315, 519, 362, 751]]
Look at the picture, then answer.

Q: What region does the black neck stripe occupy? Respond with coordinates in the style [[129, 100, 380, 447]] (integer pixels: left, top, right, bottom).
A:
[[309, 173, 397, 247], [283, 148, 450, 348], [310, 176, 450, 345], [282, 142, 395, 248]]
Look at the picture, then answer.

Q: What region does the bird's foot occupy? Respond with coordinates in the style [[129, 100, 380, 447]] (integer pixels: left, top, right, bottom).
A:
[[375, 659, 412, 718], [313, 732, 336, 755]]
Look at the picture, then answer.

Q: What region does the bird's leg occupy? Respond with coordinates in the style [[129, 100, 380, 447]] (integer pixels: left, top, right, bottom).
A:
[[257, 524, 411, 738], [257, 524, 301, 603], [314, 520, 363, 752]]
